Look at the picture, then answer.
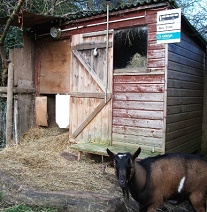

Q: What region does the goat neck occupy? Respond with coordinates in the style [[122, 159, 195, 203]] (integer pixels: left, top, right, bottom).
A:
[[133, 161, 147, 191]]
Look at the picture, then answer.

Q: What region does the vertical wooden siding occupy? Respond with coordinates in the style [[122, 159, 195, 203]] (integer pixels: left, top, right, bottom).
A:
[[10, 35, 35, 138], [166, 32, 205, 153], [69, 32, 113, 142]]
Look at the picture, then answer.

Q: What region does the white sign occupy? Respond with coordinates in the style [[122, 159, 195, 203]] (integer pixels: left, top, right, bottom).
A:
[[157, 23, 180, 32], [56, 94, 70, 128], [157, 8, 181, 44]]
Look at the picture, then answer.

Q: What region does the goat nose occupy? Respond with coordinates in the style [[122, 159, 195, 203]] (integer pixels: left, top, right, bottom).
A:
[[119, 180, 126, 187]]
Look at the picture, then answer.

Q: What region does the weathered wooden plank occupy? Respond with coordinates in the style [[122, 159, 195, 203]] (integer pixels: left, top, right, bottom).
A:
[[112, 133, 163, 146], [82, 30, 113, 38], [113, 125, 163, 138], [113, 100, 164, 110], [113, 109, 163, 120], [6, 59, 14, 144], [168, 71, 203, 84], [168, 43, 205, 64], [167, 104, 203, 115], [113, 75, 165, 84], [148, 49, 165, 59], [114, 83, 164, 93], [168, 61, 204, 77], [12, 36, 34, 87], [166, 123, 201, 141], [73, 42, 112, 50], [38, 40, 70, 94], [70, 92, 112, 99], [166, 117, 202, 133], [167, 88, 203, 97], [35, 97, 48, 127], [112, 133, 162, 151], [148, 40, 165, 50], [166, 132, 201, 152], [168, 52, 204, 70], [17, 94, 34, 138], [148, 58, 165, 68], [175, 33, 205, 56], [113, 117, 163, 129], [0, 87, 36, 94], [113, 141, 163, 153], [166, 130, 202, 149], [167, 80, 204, 90], [166, 137, 201, 153], [113, 93, 164, 102], [167, 97, 203, 105], [166, 110, 203, 124]]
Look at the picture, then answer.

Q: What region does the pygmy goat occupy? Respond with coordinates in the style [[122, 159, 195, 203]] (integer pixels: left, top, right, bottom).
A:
[[107, 147, 207, 212]]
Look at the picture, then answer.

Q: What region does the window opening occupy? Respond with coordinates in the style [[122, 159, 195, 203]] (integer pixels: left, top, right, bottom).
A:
[[114, 26, 148, 73]]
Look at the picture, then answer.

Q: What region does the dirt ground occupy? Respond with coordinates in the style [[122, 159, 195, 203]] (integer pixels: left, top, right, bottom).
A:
[[0, 127, 195, 211]]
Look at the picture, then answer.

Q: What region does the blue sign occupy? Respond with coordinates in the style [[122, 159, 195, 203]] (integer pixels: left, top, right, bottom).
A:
[[156, 31, 180, 43]]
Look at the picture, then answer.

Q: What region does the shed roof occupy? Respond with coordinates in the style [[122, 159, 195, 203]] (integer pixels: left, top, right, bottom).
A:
[[0, 11, 61, 28], [0, 0, 176, 27], [63, 0, 176, 20]]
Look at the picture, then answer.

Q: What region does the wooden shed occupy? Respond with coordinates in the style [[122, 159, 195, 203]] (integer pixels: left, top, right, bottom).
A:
[[2, 0, 206, 156]]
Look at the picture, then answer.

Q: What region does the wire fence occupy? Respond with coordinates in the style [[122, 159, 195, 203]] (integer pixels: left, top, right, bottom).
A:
[[0, 93, 35, 148]]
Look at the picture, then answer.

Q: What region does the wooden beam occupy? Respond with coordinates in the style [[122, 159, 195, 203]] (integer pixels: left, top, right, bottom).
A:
[[6, 60, 14, 145], [0, 87, 36, 94], [72, 97, 111, 138], [73, 42, 112, 50], [70, 92, 111, 99], [82, 30, 113, 38]]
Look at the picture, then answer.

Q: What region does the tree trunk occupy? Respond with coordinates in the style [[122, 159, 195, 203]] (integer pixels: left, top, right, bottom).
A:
[[0, 0, 25, 85]]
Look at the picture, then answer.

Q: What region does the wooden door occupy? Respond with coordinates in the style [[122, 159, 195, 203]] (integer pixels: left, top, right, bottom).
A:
[[70, 31, 113, 143]]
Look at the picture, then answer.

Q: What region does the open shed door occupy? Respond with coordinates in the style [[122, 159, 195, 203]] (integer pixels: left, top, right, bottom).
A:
[[35, 96, 48, 126], [70, 31, 113, 143]]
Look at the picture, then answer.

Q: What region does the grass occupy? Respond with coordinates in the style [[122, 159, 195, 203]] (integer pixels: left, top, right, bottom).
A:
[[0, 192, 57, 212]]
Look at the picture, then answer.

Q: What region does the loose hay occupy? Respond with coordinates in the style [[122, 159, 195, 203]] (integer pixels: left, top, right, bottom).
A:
[[0, 128, 195, 211], [0, 127, 120, 197]]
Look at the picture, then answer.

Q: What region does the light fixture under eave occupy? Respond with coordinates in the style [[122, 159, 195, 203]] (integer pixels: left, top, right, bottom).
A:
[[50, 27, 61, 38]]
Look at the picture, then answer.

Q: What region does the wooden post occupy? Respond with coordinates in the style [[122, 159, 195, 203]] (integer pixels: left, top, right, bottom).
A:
[[202, 48, 207, 155], [6, 59, 14, 145]]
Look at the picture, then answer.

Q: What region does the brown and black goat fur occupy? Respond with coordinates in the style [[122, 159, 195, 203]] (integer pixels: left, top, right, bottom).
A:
[[107, 147, 207, 212]]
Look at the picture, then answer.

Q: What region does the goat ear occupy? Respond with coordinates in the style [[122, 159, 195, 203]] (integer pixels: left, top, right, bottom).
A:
[[106, 148, 115, 159], [132, 147, 141, 160]]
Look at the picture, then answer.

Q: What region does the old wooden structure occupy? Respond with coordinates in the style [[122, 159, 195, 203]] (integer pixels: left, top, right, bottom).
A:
[[0, 0, 206, 156]]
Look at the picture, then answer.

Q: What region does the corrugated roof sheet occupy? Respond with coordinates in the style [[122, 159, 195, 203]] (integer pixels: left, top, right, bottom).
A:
[[0, 0, 175, 27], [64, 0, 176, 20]]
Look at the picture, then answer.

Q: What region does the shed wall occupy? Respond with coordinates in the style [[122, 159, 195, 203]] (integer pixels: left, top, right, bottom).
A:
[[112, 75, 165, 152], [11, 35, 35, 139], [112, 9, 166, 153], [166, 31, 206, 153]]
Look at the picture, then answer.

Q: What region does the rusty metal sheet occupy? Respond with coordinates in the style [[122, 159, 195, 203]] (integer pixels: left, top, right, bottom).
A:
[[35, 96, 48, 126]]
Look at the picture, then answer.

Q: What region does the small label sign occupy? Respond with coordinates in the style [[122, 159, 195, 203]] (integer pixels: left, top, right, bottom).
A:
[[157, 8, 181, 44]]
